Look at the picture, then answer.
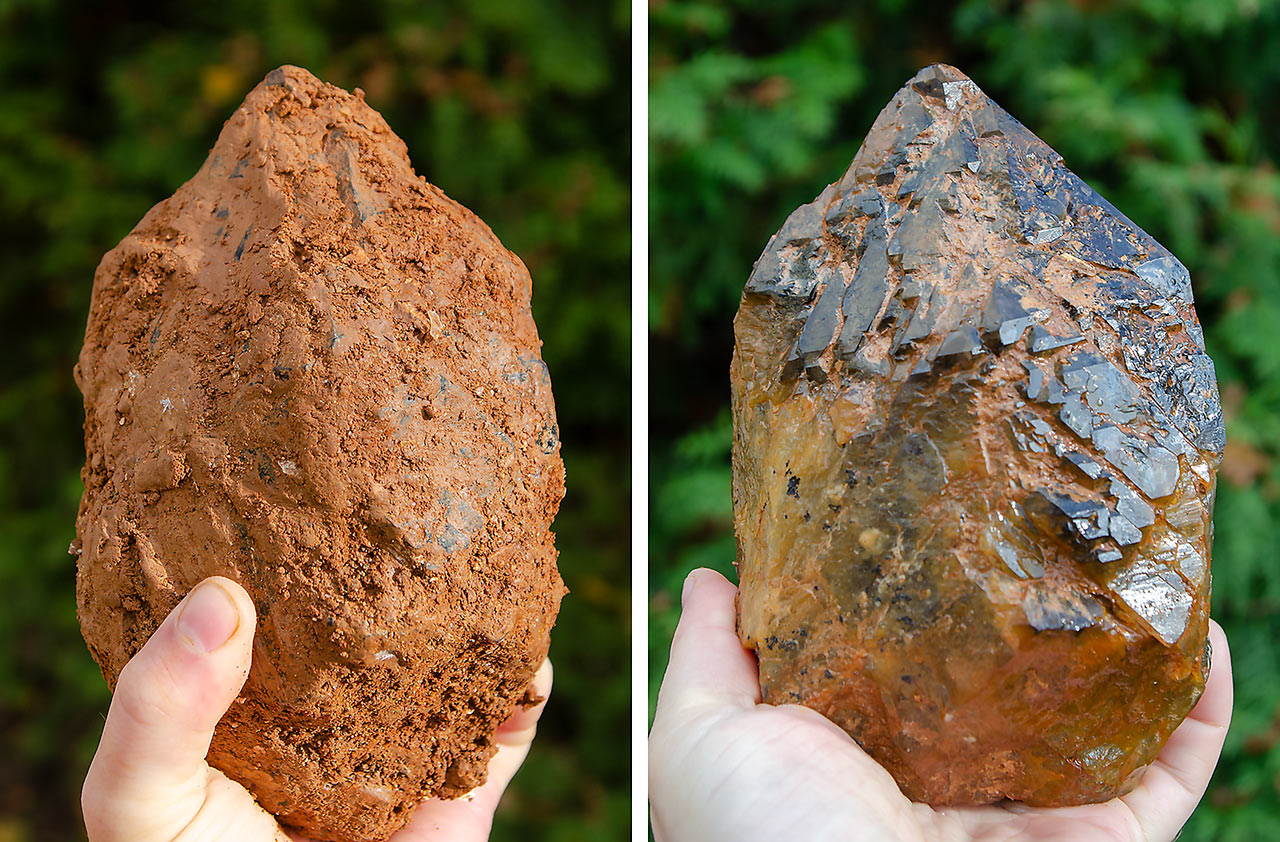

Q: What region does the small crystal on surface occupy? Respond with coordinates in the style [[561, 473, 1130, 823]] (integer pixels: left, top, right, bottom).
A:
[[731, 64, 1222, 807]]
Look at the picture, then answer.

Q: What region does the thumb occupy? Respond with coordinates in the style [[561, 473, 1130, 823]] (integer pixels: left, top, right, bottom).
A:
[[655, 569, 761, 713], [83, 576, 256, 836]]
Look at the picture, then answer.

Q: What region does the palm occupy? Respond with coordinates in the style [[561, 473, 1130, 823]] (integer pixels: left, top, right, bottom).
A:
[[652, 702, 937, 841], [650, 570, 1232, 842]]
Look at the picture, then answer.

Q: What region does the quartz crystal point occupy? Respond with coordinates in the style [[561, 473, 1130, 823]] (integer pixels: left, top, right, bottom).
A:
[[731, 64, 1223, 806]]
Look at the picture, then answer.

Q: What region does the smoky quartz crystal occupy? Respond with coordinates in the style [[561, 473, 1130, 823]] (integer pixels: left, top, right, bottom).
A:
[[731, 63, 1223, 806]]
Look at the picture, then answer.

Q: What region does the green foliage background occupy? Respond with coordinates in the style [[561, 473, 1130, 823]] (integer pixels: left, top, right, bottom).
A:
[[0, 2, 629, 841], [651, 0, 1280, 836]]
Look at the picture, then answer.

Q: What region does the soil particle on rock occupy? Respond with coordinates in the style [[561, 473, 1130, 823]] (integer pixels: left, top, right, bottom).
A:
[[73, 65, 565, 842]]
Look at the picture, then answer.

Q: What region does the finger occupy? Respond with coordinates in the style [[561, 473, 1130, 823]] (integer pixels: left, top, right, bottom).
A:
[[1188, 621, 1233, 730], [391, 660, 554, 842], [1119, 620, 1233, 840], [84, 577, 256, 807], [655, 568, 761, 712]]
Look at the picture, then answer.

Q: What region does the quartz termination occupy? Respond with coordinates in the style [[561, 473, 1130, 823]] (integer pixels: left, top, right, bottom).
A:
[[731, 64, 1222, 807]]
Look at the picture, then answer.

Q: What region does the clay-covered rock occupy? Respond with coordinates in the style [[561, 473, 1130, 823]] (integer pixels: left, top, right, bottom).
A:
[[73, 65, 564, 841], [732, 64, 1222, 806]]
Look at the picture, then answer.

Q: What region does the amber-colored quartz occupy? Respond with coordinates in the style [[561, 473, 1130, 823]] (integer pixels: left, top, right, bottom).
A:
[[731, 64, 1223, 806]]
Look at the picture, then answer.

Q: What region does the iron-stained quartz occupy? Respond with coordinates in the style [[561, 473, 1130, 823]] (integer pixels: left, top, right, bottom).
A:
[[731, 64, 1223, 806]]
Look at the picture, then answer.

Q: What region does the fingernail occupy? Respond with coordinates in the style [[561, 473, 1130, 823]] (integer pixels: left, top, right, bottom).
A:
[[682, 570, 698, 604], [176, 580, 240, 653]]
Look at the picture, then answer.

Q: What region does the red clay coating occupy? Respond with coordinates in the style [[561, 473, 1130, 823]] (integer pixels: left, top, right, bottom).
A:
[[72, 66, 565, 842]]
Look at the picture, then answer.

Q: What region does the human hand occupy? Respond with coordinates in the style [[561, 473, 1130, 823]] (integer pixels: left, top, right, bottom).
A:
[[649, 568, 1232, 842], [81, 576, 552, 842]]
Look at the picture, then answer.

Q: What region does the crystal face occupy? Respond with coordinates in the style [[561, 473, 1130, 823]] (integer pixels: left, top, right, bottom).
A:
[[731, 64, 1223, 806]]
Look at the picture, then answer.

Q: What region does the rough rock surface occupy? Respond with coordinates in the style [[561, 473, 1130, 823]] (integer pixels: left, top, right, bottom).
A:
[[732, 64, 1222, 806], [74, 66, 564, 841]]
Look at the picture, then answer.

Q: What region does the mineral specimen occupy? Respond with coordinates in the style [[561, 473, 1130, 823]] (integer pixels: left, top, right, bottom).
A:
[[74, 66, 565, 841], [731, 64, 1222, 806]]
